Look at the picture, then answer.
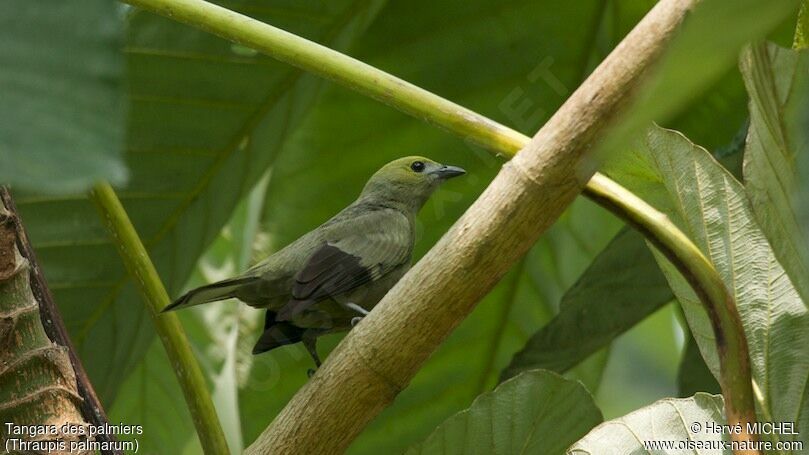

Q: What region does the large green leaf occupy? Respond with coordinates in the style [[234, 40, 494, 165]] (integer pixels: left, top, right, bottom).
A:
[[501, 228, 672, 381], [741, 43, 809, 305], [15, 0, 384, 403], [0, 1, 126, 193], [603, 126, 809, 450], [407, 370, 602, 455], [568, 394, 729, 454]]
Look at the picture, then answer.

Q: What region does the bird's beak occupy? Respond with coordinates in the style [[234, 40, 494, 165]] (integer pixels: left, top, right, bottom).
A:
[[433, 165, 466, 179]]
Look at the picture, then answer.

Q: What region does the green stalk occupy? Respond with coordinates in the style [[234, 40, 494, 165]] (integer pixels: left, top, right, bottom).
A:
[[121, 0, 526, 154], [121, 0, 757, 443], [585, 174, 757, 443], [89, 182, 229, 455]]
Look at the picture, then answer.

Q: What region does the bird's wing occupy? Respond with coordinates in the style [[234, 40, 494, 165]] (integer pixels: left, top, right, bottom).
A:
[[276, 210, 411, 321]]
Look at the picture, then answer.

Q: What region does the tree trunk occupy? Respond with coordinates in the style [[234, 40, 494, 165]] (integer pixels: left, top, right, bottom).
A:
[[0, 188, 119, 455]]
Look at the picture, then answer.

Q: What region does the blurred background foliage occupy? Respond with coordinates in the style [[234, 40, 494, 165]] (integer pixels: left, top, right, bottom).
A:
[[0, 0, 127, 193], [2, 0, 805, 453]]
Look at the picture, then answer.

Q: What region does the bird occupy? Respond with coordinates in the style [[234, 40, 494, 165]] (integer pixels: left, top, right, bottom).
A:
[[163, 156, 465, 372]]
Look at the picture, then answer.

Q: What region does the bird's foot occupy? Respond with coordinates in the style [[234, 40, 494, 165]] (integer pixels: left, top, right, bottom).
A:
[[345, 302, 369, 316], [307, 368, 317, 378], [351, 316, 363, 326]]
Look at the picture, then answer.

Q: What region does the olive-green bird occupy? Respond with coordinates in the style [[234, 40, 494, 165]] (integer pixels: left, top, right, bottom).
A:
[[164, 156, 465, 370]]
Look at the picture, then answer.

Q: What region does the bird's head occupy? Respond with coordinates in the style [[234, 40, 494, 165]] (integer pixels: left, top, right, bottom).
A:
[[359, 156, 466, 212]]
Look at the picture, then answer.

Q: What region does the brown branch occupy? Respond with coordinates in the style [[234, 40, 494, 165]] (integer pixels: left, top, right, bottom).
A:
[[245, 1, 699, 453], [0, 188, 121, 455]]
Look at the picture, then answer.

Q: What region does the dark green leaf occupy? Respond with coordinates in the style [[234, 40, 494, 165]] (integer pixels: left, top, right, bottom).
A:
[[677, 330, 720, 398], [0, 1, 126, 192], [501, 228, 672, 381], [408, 370, 602, 455], [667, 69, 747, 154]]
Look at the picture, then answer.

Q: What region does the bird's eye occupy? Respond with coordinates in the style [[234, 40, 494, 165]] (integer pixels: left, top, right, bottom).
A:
[[410, 161, 425, 173]]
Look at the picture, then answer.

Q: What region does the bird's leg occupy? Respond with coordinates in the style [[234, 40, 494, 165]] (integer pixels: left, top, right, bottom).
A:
[[302, 332, 321, 378], [345, 302, 369, 316], [345, 302, 369, 326]]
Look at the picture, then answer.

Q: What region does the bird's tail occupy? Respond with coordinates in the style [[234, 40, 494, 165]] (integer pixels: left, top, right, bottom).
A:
[[162, 276, 259, 312]]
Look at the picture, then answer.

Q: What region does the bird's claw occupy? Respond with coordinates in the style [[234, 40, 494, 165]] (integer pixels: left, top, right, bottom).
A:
[[351, 316, 363, 326], [307, 368, 317, 378]]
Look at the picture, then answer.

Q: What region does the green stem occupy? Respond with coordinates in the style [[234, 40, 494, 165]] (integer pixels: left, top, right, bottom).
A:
[[121, 0, 757, 443], [795, 0, 808, 49], [122, 0, 526, 155], [584, 174, 757, 442], [109, 1, 651, 212], [89, 182, 229, 455]]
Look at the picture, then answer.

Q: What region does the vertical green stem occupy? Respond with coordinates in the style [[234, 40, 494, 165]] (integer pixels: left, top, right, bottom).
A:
[[90, 182, 229, 455]]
